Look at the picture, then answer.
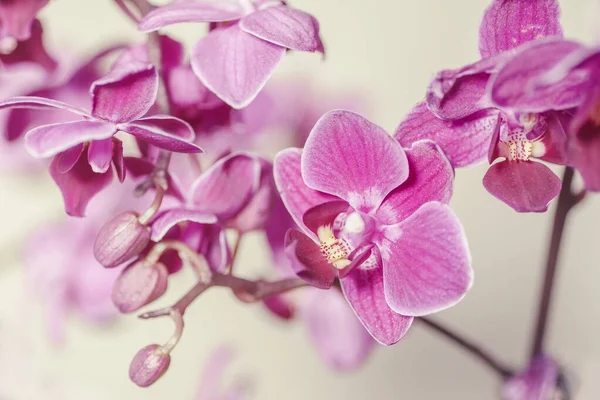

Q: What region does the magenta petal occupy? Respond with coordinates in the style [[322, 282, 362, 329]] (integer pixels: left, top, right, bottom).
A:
[[120, 116, 203, 153], [112, 138, 126, 182], [302, 200, 350, 236], [25, 120, 117, 158], [479, 0, 563, 58], [380, 202, 472, 316], [427, 56, 503, 120], [284, 229, 335, 289], [568, 128, 600, 192], [191, 24, 286, 109], [341, 262, 413, 345], [0, 95, 90, 117], [0, 0, 49, 40], [302, 288, 375, 371], [483, 160, 561, 212], [55, 143, 83, 173], [376, 140, 455, 225], [490, 39, 588, 112], [395, 101, 497, 168], [138, 1, 244, 32], [151, 208, 218, 242], [273, 148, 337, 236], [87, 138, 113, 173], [50, 151, 113, 217], [240, 5, 323, 52], [191, 152, 260, 220], [302, 110, 408, 211], [263, 294, 295, 320], [91, 63, 158, 123]]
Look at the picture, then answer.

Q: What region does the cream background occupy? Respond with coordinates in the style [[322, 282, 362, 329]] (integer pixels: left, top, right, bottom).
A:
[[1, 0, 600, 399]]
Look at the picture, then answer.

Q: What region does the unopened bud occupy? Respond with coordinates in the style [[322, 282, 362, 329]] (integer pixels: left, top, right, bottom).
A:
[[112, 260, 168, 313], [94, 212, 151, 268], [129, 344, 171, 387]]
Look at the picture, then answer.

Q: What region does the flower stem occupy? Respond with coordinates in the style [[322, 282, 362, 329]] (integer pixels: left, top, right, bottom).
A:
[[418, 317, 512, 378], [530, 166, 584, 359]]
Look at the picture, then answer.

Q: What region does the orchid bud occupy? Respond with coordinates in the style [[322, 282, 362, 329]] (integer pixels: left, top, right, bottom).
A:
[[263, 294, 295, 321], [112, 260, 168, 313], [129, 344, 171, 388], [94, 211, 151, 268]]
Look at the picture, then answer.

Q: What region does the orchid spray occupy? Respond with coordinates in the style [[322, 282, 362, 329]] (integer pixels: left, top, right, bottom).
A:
[[0, 0, 594, 398]]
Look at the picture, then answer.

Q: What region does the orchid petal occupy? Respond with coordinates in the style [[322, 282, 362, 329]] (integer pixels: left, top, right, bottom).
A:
[[0, 0, 49, 41], [380, 202, 472, 316], [302, 288, 375, 371], [302, 200, 350, 236], [569, 125, 600, 192], [341, 261, 413, 345], [240, 5, 323, 52], [87, 138, 113, 173], [112, 138, 126, 182], [284, 229, 335, 289], [1, 20, 57, 72], [25, 120, 116, 158], [138, 1, 244, 32], [302, 110, 408, 212], [483, 160, 561, 212], [273, 148, 337, 238], [151, 208, 217, 242], [55, 143, 83, 173], [490, 39, 588, 113], [91, 62, 158, 123], [50, 152, 113, 217], [191, 24, 286, 109], [479, 0, 562, 58], [376, 140, 455, 225], [396, 101, 497, 168], [120, 116, 203, 153]]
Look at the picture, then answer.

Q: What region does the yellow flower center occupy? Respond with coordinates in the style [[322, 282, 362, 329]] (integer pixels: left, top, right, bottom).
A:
[[317, 225, 351, 270]]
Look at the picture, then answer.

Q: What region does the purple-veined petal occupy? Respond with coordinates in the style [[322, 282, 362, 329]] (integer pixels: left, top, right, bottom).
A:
[[112, 138, 126, 182], [395, 101, 498, 167], [50, 151, 113, 217], [138, 1, 244, 32], [490, 39, 588, 113], [340, 260, 413, 345], [479, 0, 562, 58], [302, 200, 350, 236], [483, 160, 561, 212], [119, 116, 203, 153], [427, 56, 504, 120], [273, 148, 337, 238], [0, 95, 90, 117], [240, 5, 323, 52], [0, 0, 49, 41], [379, 202, 472, 316], [375, 140, 455, 225], [191, 24, 286, 109], [151, 208, 218, 242], [302, 288, 375, 371], [25, 120, 116, 158], [302, 110, 408, 212], [91, 62, 158, 123], [87, 138, 113, 173], [55, 143, 83, 173], [284, 229, 335, 289], [191, 152, 260, 220]]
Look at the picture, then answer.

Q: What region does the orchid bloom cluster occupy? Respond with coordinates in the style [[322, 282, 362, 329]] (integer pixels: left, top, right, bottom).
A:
[[0, 0, 594, 398]]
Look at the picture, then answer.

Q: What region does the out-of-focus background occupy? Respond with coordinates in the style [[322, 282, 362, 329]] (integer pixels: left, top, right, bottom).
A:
[[1, 0, 600, 399]]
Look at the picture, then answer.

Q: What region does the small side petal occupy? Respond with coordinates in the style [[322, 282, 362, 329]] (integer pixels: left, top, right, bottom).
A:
[[25, 120, 117, 158], [151, 208, 218, 242], [120, 116, 203, 153], [483, 160, 561, 212], [191, 24, 286, 109], [341, 261, 413, 345], [379, 202, 473, 316], [376, 140, 455, 225], [302, 288, 375, 371], [479, 0, 562, 58], [302, 110, 408, 212], [138, 1, 244, 32], [240, 5, 324, 52], [50, 152, 113, 217], [87, 138, 113, 173], [395, 101, 497, 168], [91, 63, 158, 123], [284, 229, 335, 289]]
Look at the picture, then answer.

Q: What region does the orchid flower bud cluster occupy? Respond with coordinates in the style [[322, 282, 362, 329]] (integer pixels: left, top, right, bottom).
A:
[[0, 0, 595, 398]]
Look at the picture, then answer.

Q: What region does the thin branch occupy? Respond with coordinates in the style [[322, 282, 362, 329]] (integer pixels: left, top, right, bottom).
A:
[[418, 317, 513, 379], [530, 167, 583, 358]]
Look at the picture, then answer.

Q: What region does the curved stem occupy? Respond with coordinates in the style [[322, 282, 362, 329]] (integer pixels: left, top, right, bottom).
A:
[[530, 167, 583, 358], [418, 317, 513, 379], [137, 184, 165, 225]]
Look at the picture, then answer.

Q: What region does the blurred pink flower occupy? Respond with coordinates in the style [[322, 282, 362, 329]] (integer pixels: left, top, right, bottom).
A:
[[196, 346, 250, 400]]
